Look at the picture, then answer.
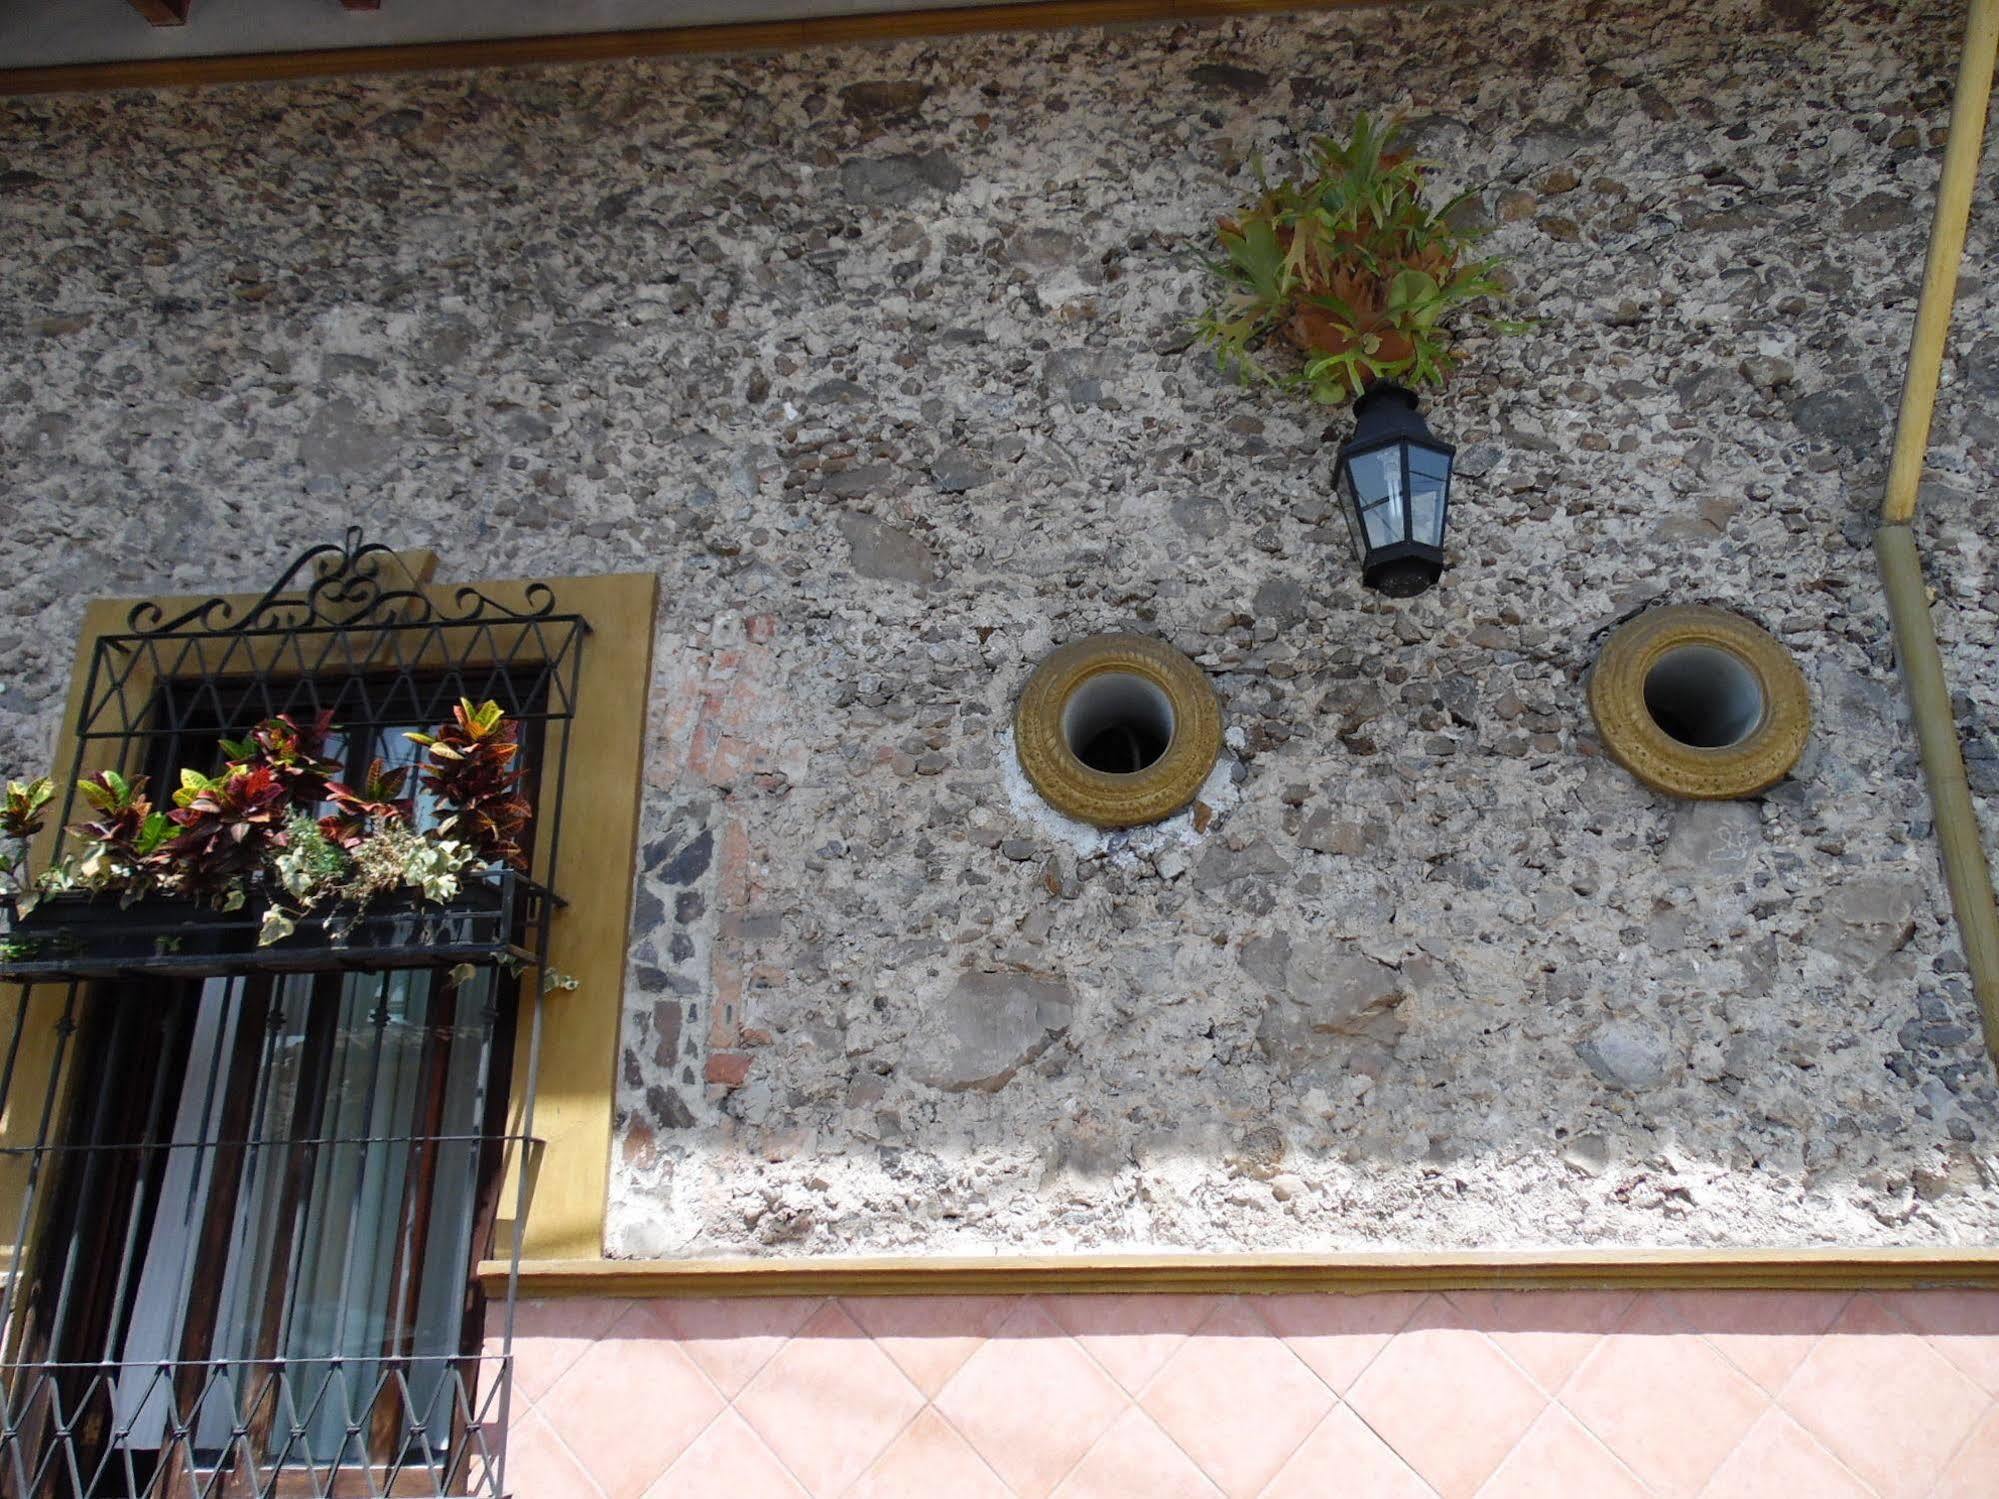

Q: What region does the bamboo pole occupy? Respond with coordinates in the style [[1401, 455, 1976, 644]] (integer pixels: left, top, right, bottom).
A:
[[1881, 0, 1999, 526], [1875, 0, 1999, 1062]]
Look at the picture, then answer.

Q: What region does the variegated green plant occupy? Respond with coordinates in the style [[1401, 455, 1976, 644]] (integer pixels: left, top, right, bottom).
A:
[[1, 777, 55, 915]]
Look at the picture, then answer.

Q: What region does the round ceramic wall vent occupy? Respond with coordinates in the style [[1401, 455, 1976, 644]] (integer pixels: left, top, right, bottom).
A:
[[1588, 604, 1810, 799], [1015, 634, 1223, 828]]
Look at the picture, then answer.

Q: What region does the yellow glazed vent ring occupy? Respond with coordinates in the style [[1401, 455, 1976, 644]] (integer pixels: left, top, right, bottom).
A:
[[1589, 605, 1811, 800], [1015, 634, 1224, 828]]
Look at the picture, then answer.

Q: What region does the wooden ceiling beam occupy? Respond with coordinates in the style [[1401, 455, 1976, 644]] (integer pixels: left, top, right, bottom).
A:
[[7, 0, 1391, 96], [126, 0, 190, 23]]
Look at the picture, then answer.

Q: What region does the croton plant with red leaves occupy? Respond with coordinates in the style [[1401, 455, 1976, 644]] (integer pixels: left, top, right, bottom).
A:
[[5, 701, 532, 936], [405, 698, 532, 870]]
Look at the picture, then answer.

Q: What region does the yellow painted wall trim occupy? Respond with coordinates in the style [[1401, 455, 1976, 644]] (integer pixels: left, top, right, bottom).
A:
[[492, 571, 657, 1262], [482, 1248, 1999, 1298]]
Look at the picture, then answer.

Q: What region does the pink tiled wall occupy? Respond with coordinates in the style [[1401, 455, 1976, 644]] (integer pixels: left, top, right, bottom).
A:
[[491, 1288, 1999, 1498]]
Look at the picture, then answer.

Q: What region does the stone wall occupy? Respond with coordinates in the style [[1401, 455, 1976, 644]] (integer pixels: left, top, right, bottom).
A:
[[2, 0, 1996, 1256]]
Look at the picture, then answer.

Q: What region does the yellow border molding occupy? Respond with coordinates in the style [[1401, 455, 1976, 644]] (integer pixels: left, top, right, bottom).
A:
[[482, 1248, 1999, 1297], [500, 572, 658, 1262]]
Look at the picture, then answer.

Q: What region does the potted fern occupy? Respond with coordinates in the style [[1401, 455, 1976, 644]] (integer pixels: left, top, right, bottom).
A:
[[1195, 114, 1521, 399]]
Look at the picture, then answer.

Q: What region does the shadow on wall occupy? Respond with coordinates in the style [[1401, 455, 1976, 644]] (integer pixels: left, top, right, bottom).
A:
[[494, 1288, 1999, 1498]]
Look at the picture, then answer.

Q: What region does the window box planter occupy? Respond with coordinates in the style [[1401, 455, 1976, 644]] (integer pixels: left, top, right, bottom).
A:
[[0, 870, 551, 983]]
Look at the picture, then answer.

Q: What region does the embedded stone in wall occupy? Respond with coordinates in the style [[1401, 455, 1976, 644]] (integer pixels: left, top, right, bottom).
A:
[[838, 513, 939, 584], [1578, 1018, 1677, 1092], [1815, 876, 1920, 968], [839, 151, 961, 205], [298, 398, 393, 477], [1248, 934, 1409, 1064], [1658, 800, 1763, 876], [908, 971, 1076, 1093]]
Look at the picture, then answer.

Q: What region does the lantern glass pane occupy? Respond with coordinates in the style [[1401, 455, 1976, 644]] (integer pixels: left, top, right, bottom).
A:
[[1347, 446, 1402, 507], [1337, 468, 1367, 559], [1350, 447, 1404, 549], [1408, 445, 1452, 547]]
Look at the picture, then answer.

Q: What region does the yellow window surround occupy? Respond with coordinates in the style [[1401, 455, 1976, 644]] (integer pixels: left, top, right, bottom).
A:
[[2, 553, 658, 1267]]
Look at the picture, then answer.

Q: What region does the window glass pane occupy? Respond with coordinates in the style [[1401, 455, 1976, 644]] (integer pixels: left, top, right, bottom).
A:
[[1352, 447, 1406, 549]]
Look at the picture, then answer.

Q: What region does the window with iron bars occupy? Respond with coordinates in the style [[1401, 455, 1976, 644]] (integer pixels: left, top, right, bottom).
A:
[[0, 536, 587, 1498]]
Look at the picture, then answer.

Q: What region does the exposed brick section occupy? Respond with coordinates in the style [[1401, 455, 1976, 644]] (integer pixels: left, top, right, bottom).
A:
[[704, 1052, 752, 1088]]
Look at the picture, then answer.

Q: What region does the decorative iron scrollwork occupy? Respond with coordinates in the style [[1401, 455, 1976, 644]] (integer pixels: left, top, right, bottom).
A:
[[125, 527, 560, 636]]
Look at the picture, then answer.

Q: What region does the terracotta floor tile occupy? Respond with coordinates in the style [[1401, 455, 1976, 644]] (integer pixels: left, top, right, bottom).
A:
[[1879, 1289, 1999, 1397], [1042, 1293, 1219, 1396], [1778, 1293, 1987, 1499], [1053, 1406, 1223, 1499], [536, 1304, 725, 1499], [1260, 1405, 1437, 1499], [502, 1405, 607, 1499], [643, 1409, 808, 1499], [1444, 1290, 1635, 1396], [847, 1407, 1013, 1499], [504, 1297, 627, 1407], [1257, 1292, 1426, 1394], [1658, 1289, 1851, 1395], [1932, 1405, 1999, 1499], [1474, 1403, 1647, 1499], [934, 1298, 1131, 1499], [658, 1296, 821, 1399], [841, 1294, 1018, 1398], [1345, 1296, 1546, 1499], [734, 1301, 926, 1498], [1558, 1294, 1766, 1499], [1697, 1407, 1872, 1499], [1138, 1298, 1334, 1497]]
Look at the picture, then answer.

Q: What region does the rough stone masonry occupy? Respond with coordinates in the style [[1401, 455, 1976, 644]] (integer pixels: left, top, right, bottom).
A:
[[2, 0, 1996, 1256]]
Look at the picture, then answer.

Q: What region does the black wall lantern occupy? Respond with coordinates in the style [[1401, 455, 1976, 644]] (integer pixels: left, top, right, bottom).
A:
[[1335, 383, 1456, 598]]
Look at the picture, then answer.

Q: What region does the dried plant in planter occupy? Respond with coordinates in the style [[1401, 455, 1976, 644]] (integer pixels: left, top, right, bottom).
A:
[[1194, 114, 1526, 401]]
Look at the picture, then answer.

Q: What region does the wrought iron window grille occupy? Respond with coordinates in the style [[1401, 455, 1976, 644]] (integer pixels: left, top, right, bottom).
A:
[[0, 533, 590, 1498]]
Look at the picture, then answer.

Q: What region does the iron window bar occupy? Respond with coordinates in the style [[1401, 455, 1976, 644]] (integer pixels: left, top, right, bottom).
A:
[[0, 871, 561, 985], [0, 534, 588, 1499], [0, 1355, 514, 1499]]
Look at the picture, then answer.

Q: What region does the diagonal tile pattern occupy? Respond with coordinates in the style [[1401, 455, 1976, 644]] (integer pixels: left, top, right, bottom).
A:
[[1561, 1293, 1767, 1497], [1345, 1296, 1547, 1498], [497, 1287, 1999, 1498], [1138, 1298, 1333, 1496]]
